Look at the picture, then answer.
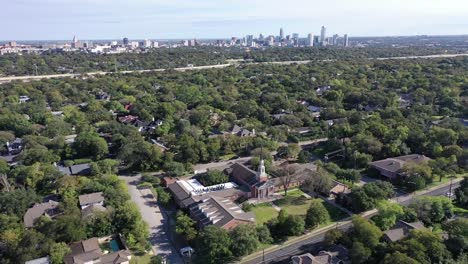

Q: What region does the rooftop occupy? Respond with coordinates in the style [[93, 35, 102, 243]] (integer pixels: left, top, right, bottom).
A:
[[79, 192, 105, 206], [24, 200, 60, 228]]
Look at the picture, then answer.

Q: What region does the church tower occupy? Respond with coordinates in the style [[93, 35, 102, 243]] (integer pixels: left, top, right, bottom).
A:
[[256, 160, 268, 182]]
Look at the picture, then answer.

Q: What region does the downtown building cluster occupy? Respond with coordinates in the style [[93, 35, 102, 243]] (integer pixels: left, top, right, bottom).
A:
[[0, 26, 350, 56], [218, 26, 350, 48]]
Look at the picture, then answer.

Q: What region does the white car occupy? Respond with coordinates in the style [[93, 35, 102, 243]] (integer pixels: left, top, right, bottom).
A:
[[180, 246, 194, 257], [445, 192, 454, 198]]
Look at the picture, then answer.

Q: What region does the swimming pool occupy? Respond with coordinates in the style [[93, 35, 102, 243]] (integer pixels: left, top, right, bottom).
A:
[[110, 239, 120, 252]]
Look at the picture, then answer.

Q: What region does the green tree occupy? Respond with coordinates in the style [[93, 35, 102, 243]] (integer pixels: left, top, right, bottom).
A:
[[74, 131, 109, 160], [350, 241, 372, 264], [229, 224, 260, 257], [301, 165, 333, 195], [455, 176, 468, 207], [199, 170, 228, 186], [49, 242, 71, 264], [409, 196, 453, 225], [382, 252, 419, 264], [350, 216, 382, 248], [373, 201, 404, 230], [256, 225, 273, 244], [324, 229, 344, 246], [195, 226, 233, 264], [442, 218, 468, 256], [305, 200, 330, 228], [175, 212, 197, 242]]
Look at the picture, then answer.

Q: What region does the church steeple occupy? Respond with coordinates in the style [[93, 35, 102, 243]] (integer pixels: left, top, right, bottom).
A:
[[256, 159, 268, 181]]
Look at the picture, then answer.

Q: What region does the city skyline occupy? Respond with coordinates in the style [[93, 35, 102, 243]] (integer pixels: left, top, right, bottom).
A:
[[2, 0, 468, 40]]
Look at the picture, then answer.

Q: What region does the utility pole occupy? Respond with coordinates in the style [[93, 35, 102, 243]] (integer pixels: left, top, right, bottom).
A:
[[33, 64, 38, 76], [448, 175, 456, 198]]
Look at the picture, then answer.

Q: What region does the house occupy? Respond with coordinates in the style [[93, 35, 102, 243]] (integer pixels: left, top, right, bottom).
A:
[[189, 195, 255, 230], [168, 179, 244, 209], [150, 139, 169, 152], [96, 92, 111, 101], [132, 118, 162, 133], [25, 256, 51, 264], [118, 115, 139, 124], [307, 105, 322, 117], [398, 94, 413, 108], [294, 127, 312, 135], [64, 236, 132, 264], [64, 134, 78, 144], [328, 181, 351, 198], [230, 125, 255, 137], [79, 192, 105, 210], [0, 154, 20, 166], [369, 154, 431, 180], [460, 118, 468, 127], [24, 200, 60, 228], [81, 203, 107, 218], [5, 138, 23, 155], [19, 95, 31, 103], [324, 118, 347, 127], [316, 86, 332, 96], [57, 163, 91, 176], [383, 220, 426, 242], [292, 245, 349, 264]]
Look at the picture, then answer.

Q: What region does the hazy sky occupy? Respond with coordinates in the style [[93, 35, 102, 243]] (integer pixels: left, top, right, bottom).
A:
[[3, 0, 468, 40]]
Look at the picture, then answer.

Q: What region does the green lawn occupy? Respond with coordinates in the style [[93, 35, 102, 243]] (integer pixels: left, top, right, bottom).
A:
[[251, 203, 279, 224], [273, 190, 348, 221], [453, 204, 468, 217], [130, 253, 152, 264]]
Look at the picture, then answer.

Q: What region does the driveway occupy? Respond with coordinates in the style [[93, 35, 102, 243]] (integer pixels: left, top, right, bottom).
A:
[[119, 175, 183, 264]]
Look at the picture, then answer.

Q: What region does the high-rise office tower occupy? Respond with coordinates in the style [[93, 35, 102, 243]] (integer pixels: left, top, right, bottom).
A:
[[332, 34, 339, 46], [280, 28, 284, 40], [123, 37, 129, 45], [246, 35, 254, 47], [307, 33, 314, 47], [344, 34, 349, 47], [320, 26, 326, 46], [259, 33, 264, 41]]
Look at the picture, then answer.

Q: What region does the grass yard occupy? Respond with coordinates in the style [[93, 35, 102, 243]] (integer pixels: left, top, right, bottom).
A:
[[453, 204, 468, 217], [273, 189, 348, 221], [251, 203, 279, 224], [130, 253, 152, 264]]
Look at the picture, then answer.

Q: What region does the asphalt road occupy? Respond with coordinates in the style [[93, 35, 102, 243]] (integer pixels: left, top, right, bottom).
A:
[[119, 174, 182, 264], [2, 53, 468, 84], [240, 181, 461, 264]]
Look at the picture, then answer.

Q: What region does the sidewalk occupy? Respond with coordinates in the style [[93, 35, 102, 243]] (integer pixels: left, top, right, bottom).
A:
[[391, 177, 464, 204]]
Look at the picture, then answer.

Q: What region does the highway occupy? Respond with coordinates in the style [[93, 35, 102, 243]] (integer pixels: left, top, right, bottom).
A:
[[2, 53, 468, 84], [239, 180, 461, 264]]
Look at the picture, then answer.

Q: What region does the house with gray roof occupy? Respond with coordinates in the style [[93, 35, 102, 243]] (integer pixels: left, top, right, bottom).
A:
[[383, 220, 426, 242], [25, 256, 50, 264], [79, 192, 105, 210], [57, 163, 91, 176], [64, 236, 132, 264], [369, 154, 431, 180], [24, 200, 60, 228]]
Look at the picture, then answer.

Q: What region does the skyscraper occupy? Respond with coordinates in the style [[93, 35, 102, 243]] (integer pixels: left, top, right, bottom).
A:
[[344, 34, 349, 47], [123, 37, 129, 45], [332, 34, 339, 46], [246, 35, 254, 47], [280, 28, 284, 40], [307, 33, 314, 47], [320, 26, 326, 46]]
